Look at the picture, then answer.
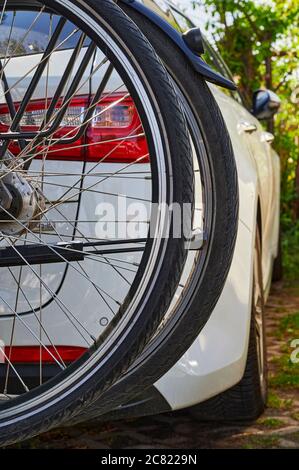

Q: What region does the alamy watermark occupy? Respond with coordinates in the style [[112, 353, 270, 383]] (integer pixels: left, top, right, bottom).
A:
[[290, 339, 299, 364], [93, 197, 202, 249]]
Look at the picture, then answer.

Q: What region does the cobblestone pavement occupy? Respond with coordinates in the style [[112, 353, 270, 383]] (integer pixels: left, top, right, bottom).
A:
[[7, 281, 299, 449]]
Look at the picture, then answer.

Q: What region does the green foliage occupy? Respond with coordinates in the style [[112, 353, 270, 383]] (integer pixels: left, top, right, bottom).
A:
[[267, 391, 293, 409], [270, 352, 299, 388], [276, 311, 299, 338], [195, 1, 299, 99], [282, 221, 299, 280], [243, 435, 280, 449], [191, 0, 299, 276], [257, 417, 285, 428]]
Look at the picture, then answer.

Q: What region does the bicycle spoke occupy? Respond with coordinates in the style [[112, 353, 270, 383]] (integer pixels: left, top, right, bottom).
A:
[[3, 264, 23, 394], [0, 345, 29, 394], [0, 0, 175, 408], [4, 238, 96, 345]]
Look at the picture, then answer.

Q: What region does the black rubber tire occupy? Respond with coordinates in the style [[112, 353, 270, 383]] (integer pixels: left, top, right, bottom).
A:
[[272, 226, 283, 282], [67, 7, 239, 424], [0, 0, 194, 446], [189, 227, 268, 422]]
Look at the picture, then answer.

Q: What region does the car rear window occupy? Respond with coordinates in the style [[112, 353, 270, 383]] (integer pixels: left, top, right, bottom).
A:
[[0, 10, 89, 57]]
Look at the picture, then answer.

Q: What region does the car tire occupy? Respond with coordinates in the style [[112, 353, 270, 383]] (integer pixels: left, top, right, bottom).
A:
[[189, 226, 268, 422], [272, 226, 283, 282]]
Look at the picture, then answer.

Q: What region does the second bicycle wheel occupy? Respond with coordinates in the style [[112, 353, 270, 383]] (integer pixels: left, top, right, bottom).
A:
[[66, 4, 239, 423], [0, 0, 193, 445]]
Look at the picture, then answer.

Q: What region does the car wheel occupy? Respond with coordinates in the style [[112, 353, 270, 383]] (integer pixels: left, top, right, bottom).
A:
[[189, 226, 268, 421], [272, 225, 283, 282]]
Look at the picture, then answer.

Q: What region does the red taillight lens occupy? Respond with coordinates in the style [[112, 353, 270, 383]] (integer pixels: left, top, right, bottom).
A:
[[0, 93, 149, 163], [87, 94, 148, 163], [92, 100, 134, 128], [3, 346, 87, 364]]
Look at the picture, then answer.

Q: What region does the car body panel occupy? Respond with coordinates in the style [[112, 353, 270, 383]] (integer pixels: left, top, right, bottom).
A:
[[0, 160, 150, 348], [155, 217, 254, 408], [147, 0, 280, 408], [155, 84, 260, 408]]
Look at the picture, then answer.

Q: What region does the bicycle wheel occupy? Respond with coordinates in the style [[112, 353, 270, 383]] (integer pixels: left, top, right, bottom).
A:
[[68, 7, 239, 423], [0, 0, 193, 445]]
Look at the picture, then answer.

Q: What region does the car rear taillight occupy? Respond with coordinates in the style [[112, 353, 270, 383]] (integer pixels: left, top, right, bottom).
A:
[[87, 94, 149, 163], [0, 93, 149, 163], [3, 346, 87, 364]]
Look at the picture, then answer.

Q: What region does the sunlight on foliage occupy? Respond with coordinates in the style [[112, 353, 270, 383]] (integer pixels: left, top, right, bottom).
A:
[[176, 0, 299, 276]]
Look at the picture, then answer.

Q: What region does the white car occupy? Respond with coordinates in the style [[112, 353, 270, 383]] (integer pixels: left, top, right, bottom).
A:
[[0, 0, 280, 429]]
